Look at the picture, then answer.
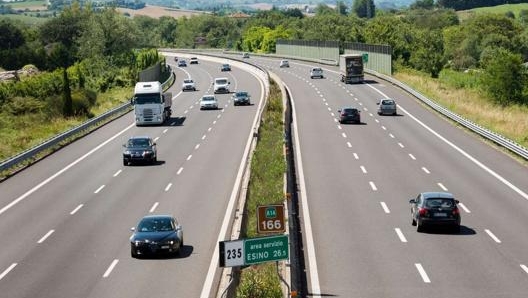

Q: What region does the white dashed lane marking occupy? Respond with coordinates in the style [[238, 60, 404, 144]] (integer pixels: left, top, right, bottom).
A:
[[103, 259, 119, 278], [70, 204, 83, 215], [37, 230, 55, 244], [0, 263, 17, 281], [415, 263, 431, 283], [380, 202, 390, 213], [485, 229, 501, 243]]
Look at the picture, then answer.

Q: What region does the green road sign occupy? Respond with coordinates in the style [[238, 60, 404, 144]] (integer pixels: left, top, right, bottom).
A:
[[244, 235, 289, 265], [362, 53, 369, 63]]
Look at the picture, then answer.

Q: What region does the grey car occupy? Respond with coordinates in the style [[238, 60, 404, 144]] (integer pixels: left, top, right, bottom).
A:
[[232, 91, 251, 106], [122, 136, 157, 165], [377, 98, 397, 115], [409, 192, 461, 232]]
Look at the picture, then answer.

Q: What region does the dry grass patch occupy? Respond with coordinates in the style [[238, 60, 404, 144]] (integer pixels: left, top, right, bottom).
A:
[[394, 70, 528, 148]]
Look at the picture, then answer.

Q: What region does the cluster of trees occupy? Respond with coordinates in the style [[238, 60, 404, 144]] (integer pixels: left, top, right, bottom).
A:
[[0, 3, 165, 117], [2, 0, 528, 114]]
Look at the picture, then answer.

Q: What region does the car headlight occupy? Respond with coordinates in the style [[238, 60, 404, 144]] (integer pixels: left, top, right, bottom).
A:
[[124, 150, 131, 155]]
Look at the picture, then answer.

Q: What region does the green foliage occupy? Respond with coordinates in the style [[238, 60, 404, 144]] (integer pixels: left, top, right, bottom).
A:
[[352, 0, 376, 19], [479, 48, 526, 105], [3, 96, 45, 115], [409, 29, 445, 77], [438, 68, 481, 89], [236, 263, 282, 298]]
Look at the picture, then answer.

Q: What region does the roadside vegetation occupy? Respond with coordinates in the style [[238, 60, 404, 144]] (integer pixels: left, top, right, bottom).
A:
[[237, 80, 285, 298]]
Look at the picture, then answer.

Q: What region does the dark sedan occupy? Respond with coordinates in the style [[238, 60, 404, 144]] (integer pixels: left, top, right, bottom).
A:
[[338, 107, 361, 124], [130, 215, 184, 258], [232, 91, 251, 106], [122, 136, 157, 165], [409, 192, 461, 232], [221, 64, 231, 71]]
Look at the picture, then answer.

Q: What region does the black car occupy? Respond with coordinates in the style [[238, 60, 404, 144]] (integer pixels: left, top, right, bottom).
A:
[[409, 192, 461, 232], [178, 60, 187, 67], [338, 107, 361, 124], [221, 64, 231, 71], [232, 91, 251, 106], [122, 136, 157, 165], [130, 215, 184, 258]]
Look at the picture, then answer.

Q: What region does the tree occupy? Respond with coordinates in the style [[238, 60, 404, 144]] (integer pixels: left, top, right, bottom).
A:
[[409, 29, 445, 78], [480, 48, 526, 105], [336, 1, 348, 15], [410, 0, 435, 10], [40, 2, 88, 116], [352, 0, 375, 19], [315, 3, 336, 16]]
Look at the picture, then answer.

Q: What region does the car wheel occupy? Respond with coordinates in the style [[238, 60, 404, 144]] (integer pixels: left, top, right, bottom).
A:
[[417, 223, 424, 232], [123, 159, 128, 166], [411, 217, 416, 226], [131, 248, 138, 258]]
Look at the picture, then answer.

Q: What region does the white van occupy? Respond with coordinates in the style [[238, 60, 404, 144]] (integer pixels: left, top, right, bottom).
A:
[[213, 77, 230, 94]]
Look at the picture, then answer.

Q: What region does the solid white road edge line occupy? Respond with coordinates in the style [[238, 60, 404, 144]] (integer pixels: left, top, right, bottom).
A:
[[0, 123, 135, 216]]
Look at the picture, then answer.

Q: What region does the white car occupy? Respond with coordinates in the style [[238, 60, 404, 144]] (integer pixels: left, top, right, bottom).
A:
[[377, 98, 397, 115], [279, 60, 289, 68], [182, 79, 196, 91], [310, 67, 324, 79], [190, 57, 198, 64], [200, 95, 218, 110]]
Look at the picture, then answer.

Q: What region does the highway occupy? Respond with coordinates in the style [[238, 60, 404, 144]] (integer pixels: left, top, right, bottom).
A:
[[247, 56, 528, 298], [2, 51, 528, 298], [0, 55, 266, 298]]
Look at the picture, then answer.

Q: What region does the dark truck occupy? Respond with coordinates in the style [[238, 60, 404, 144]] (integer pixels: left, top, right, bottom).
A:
[[339, 54, 364, 84]]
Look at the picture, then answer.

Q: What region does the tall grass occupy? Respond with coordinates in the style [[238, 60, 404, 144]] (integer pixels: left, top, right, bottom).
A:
[[394, 68, 528, 148]]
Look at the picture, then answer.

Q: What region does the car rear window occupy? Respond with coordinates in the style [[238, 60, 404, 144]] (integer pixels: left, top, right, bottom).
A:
[[382, 99, 395, 105], [425, 198, 454, 208], [343, 108, 358, 114]]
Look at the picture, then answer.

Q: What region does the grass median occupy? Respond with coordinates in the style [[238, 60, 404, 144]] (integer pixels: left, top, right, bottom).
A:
[[236, 79, 286, 298]]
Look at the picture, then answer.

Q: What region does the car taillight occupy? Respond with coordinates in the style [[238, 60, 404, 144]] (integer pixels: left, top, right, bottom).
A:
[[452, 207, 460, 215], [418, 208, 428, 216]]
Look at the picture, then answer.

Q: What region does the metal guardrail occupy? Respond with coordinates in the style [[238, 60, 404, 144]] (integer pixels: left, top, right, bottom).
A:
[[366, 69, 528, 161], [0, 71, 175, 173]]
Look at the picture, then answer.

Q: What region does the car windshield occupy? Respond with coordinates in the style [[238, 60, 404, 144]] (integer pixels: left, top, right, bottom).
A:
[[202, 96, 215, 101], [425, 198, 454, 208], [183, 79, 193, 83], [134, 93, 161, 104], [235, 92, 248, 97], [137, 218, 174, 232], [313, 68, 321, 72], [127, 138, 150, 147], [216, 79, 227, 84], [343, 108, 358, 114]]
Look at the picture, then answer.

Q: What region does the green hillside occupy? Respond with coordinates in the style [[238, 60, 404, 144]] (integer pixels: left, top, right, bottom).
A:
[[458, 3, 528, 21]]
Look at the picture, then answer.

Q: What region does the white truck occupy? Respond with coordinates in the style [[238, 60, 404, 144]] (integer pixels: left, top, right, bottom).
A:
[[131, 81, 172, 126]]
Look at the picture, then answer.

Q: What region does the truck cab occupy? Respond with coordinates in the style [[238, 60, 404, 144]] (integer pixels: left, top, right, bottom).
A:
[[132, 81, 172, 125]]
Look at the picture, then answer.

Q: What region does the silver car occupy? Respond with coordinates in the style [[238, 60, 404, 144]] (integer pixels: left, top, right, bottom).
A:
[[200, 95, 218, 110], [377, 98, 397, 115]]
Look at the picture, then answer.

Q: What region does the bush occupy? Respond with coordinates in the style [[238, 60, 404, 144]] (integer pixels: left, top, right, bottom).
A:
[[4, 96, 45, 115], [237, 264, 283, 298]]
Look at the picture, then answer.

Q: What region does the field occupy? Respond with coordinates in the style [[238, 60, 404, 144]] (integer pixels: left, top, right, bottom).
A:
[[117, 5, 209, 18], [2, 0, 47, 10], [458, 3, 528, 21]]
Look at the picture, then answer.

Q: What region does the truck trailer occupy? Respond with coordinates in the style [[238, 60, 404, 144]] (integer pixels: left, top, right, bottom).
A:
[[339, 54, 364, 84], [131, 81, 172, 126]]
